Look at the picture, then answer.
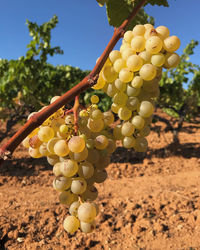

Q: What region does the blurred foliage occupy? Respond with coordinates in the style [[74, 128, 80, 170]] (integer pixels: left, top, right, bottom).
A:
[[159, 40, 200, 121]]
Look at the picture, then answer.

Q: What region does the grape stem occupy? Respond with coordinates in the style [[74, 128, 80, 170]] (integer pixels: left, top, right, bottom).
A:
[[73, 95, 80, 135], [0, 0, 147, 166]]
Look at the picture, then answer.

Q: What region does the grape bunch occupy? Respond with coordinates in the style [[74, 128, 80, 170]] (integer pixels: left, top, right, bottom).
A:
[[22, 23, 181, 235], [22, 95, 116, 234], [92, 23, 180, 152]]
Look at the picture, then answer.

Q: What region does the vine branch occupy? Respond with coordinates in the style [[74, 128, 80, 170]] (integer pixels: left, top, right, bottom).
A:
[[0, 0, 147, 166]]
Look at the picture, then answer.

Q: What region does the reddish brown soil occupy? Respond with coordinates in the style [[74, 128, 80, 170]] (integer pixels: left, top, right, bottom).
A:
[[0, 111, 200, 250]]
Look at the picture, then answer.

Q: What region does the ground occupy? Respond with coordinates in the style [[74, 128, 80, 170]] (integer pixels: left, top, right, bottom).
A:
[[0, 111, 200, 250]]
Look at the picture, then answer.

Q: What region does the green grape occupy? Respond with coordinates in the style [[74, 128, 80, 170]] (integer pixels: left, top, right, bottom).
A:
[[119, 68, 134, 83], [65, 114, 74, 125], [71, 177, 87, 195], [106, 139, 116, 154], [132, 24, 145, 36], [144, 28, 157, 40], [113, 58, 126, 73], [78, 202, 97, 223], [80, 221, 96, 234], [91, 95, 99, 104], [69, 201, 80, 216], [109, 50, 121, 63], [39, 143, 51, 156], [69, 147, 88, 162], [123, 30, 134, 43], [59, 190, 77, 205], [145, 36, 163, 54], [95, 151, 110, 169], [139, 101, 154, 118], [29, 147, 42, 158], [121, 122, 135, 136], [121, 48, 135, 60], [134, 137, 148, 152], [151, 53, 165, 67], [47, 137, 60, 154], [139, 64, 157, 81], [60, 159, 78, 177], [163, 36, 180, 52], [126, 84, 141, 97], [113, 125, 123, 140], [47, 155, 59, 165], [106, 83, 118, 97], [94, 135, 108, 150], [87, 118, 104, 133], [111, 103, 121, 114], [63, 215, 80, 234], [59, 124, 69, 134], [78, 161, 94, 179], [123, 136, 136, 148], [103, 111, 114, 126], [86, 139, 94, 149], [164, 52, 180, 69], [68, 136, 85, 153], [126, 97, 140, 111], [53, 162, 62, 176], [22, 137, 30, 148], [131, 76, 143, 89], [126, 55, 143, 72], [131, 115, 145, 130], [53, 176, 72, 191], [81, 185, 98, 202], [29, 135, 42, 149], [144, 23, 154, 30], [54, 139, 70, 157], [131, 36, 145, 52], [155, 26, 170, 40], [120, 43, 131, 53], [93, 169, 107, 183], [113, 92, 128, 106], [90, 109, 103, 120], [87, 149, 100, 164], [38, 126, 54, 142], [139, 125, 151, 137], [92, 72, 106, 90], [102, 65, 118, 82], [118, 107, 132, 121], [139, 51, 152, 64], [114, 79, 126, 92], [50, 96, 60, 103]]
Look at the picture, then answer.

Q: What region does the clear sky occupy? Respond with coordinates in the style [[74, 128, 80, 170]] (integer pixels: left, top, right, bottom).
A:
[[0, 0, 199, 71]]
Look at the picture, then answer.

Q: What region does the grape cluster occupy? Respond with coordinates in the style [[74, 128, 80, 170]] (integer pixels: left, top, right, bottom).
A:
[[22, 95, 116, 234], [93, 23, 180, 152], [22, 23, 181, 234]]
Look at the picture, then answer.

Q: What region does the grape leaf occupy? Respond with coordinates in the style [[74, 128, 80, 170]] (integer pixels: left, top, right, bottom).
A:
[[106, 0, 168, 28]]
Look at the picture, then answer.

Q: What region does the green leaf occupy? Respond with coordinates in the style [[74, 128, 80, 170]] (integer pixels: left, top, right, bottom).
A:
[[96, 0, 107, 7]]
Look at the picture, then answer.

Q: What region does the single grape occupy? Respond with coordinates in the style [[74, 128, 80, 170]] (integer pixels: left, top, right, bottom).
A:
[[121, 122, 135, 136], [134, 137, 148, 152], [29, 147, 42, 158], [109, 50, 121, 63], [113, 92, 128, 106], [87, 118, 104, 133], [121, 48, 135, 60], [139, 64, 157, 81], [63, 215, 80, 234], [123, 30, 134, 43], [47, 137, 60, 154], [91, 95, 99, 104], [29, 135, 42, 149], [139, 101, 154, 118], [164, 52, 180, 68], [123, 136, 136, 148], [59, 190, 77, 205], [92, 72, 106, 90], [151, 53, 165, 67], [155, 26, 170, 40], [38, 126, 54, 142], [163, 36, 180, 52], [131, 36, 145, 52], [94, 135, 109, 150], [145, 36, 163, 54], [126, 55, 143, 72], [111, 103, 121, 114], [60, 159, 79, 177], [126, 84, 141, 97], [53, 176, 72, 191], [78, 202, 96, 223], [131, 76, 143, 89], [68, 136, 85, 153], [126, 97, 140, 111], [22, 137, 30, 148], [93, 169, 107, 183], [71, 177, 87, 194], [118, 107, 132, 121], [90, 109, 103, 120], [132, 24, 145, 36], [69, 147, 88, 162], [54, 139, 70, 157], [50, 96, 60, 103], [114, 79, 126, 92], [139, 125, 151, 137], [139, 51, 152, 64], [132, 115, 145, 130], [102, 65, 118, 82], [53, 162, 62, 176], [81, 185, 98, 202], [80, 221, 96, 234], [69, 201, 80, 216], [78, 161, 94, 179], [47, 155, 59, 165], [113, 58, 126, 73], [103, 111, 114, 126]]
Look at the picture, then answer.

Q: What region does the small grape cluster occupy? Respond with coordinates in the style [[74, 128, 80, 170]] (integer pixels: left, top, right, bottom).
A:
[[92, 23, 180, 152], [22, 95, 116, 234]]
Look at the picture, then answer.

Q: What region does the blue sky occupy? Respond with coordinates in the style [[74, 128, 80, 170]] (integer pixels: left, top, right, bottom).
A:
[[0, 0, 199, 71]]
